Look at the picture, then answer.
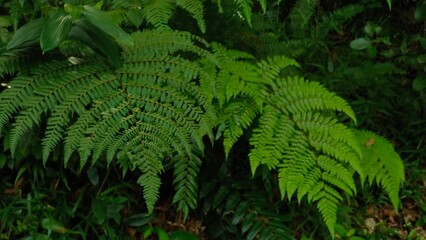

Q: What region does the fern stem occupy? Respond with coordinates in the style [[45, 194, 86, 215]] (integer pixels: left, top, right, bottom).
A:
[[96, 164, 113, 198]]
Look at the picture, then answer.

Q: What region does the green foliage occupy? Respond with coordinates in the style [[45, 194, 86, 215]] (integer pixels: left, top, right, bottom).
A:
[[247, 75, 362, 234], [354, 130, 405, 211], [200, 164, 295, 239], [0, 30, 216, 213], [0, 0, 412, 238]]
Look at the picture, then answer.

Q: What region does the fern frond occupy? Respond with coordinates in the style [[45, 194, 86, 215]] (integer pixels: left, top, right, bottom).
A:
[[172, 147, 202, 220], [319, 4, 364, 35], [0, 30, 217, 213], [0, 47, 32, 77], [316, 185, 340, 236], [0, 74, 36, 133], [8, 61, 108, 155], [233, 0, 253, 25], [175, 0, 206, 33], [63, 92, 125, 165], [279, 131, 317, 199], [293, 112, 360, 156], [354, 130, 405, 211], [270, 76, 357, 122], [137, 152, 164, 213], [257, 56, 300, 89], [127, 30, 211, 58], [43, 71, 119, 164], [220, 98, 259, 157], [250, 105, 295, 174], [289, 0, 318, 38], [249, 74, 362, 235], [141, 0, 174, 31]]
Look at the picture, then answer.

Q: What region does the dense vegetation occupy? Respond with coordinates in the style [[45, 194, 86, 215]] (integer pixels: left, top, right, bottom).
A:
[[0, 0, 424, 239]]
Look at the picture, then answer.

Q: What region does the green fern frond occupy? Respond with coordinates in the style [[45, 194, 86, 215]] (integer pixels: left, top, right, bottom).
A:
[[316, 185, 340, 236], [141, 0, 174, 30], [250, 105, 295, 174], [175, 0, 206, 33], [0, 75, 36, 133], [279, 131, 317, 199], [319, 4, 364, 35], [63, 92, 125, 165], [0, 30, 217, 213], [137, 152, 164, 213], [43, 72, 119, 164], [289, 0, 318, 38], [355, 130, 405, 211], [127, 30, 211, 58], [172, 147, 202, 220], [0, 47, 32, 77], [270, 76, 357, 123], [6, 60, 109, 155], [220, 98, 259, 157], [258, 56, 300, 89], [249, 75, 363, 235], [293, 113, 360, 153], [234, 0, 253, 25]]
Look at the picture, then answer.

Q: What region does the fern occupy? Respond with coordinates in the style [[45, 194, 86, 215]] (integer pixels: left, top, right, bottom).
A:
[[0, 1, 407, 238], [172, 146, 202, 220], [289, 0, 317, 38], [319, 4, 364, 35], [0, 47, 40, 77], [354, 130, 405, 210], [248, 75, 363, 235], [0, 30, 216, 213]]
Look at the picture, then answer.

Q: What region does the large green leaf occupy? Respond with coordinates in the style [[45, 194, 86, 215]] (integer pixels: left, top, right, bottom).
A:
[[82, 5, 133, 47], [7, 17, 47, 50], [40, 11, 73, 53], [350, 37, 371, 50], [70, 19, 121, 67]]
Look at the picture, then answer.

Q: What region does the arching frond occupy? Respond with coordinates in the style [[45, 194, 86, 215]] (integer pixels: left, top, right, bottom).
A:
[[355, 130, 405, 211], [250, 75, 361, 234], [0, 30, 217, 213]]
